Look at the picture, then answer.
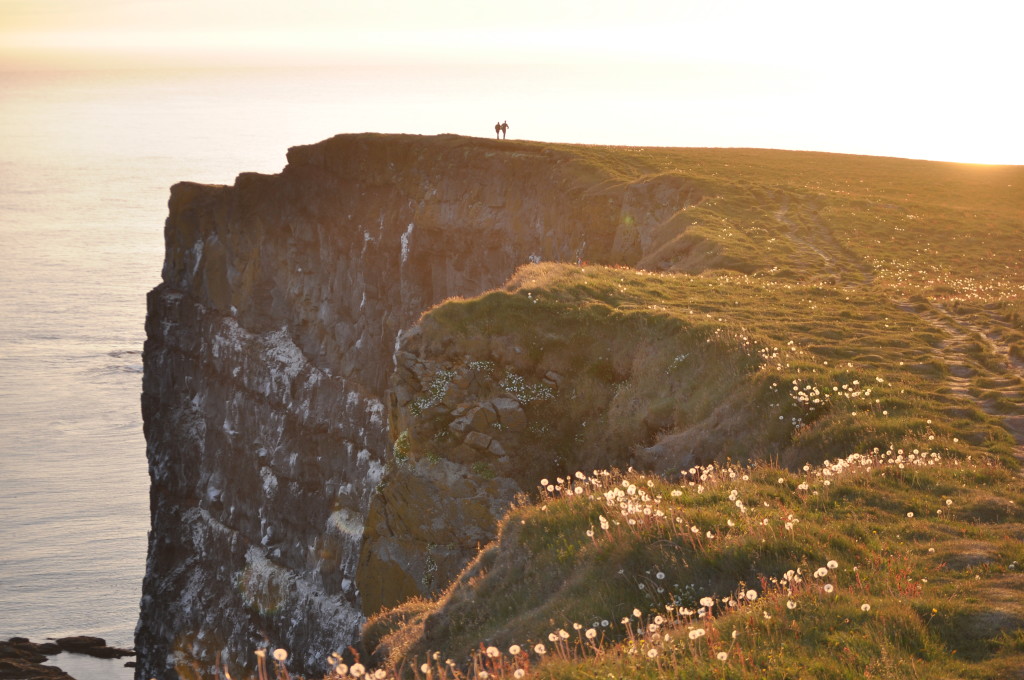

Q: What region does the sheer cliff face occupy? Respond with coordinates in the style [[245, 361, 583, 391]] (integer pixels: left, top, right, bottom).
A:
[[138, 134, 701, 679]]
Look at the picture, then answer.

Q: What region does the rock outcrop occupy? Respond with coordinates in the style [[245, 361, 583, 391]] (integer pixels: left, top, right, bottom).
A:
[[1, 637, 135, 679], [356, 269, 776, 613], [0, 639, 71, 680], [53, 637, 133, 660], [139, 134, 714, 678]]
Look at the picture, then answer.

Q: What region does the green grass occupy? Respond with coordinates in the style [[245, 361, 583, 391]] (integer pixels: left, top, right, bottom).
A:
[[367, 456, 1024, 679], [402, 262, 1012, 482], [542, 144, 1024, 295]]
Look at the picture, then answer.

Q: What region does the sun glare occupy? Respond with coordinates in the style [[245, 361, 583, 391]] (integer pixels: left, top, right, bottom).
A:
[[0, 0, 1020, 165]]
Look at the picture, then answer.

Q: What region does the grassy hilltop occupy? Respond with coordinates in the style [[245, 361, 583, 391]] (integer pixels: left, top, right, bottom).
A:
[[289, 145, 1023, 680]]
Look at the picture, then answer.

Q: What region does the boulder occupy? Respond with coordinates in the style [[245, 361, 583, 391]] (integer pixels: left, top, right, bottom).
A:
[[463, 430, 493, 451], [489, 397, 527, 431]]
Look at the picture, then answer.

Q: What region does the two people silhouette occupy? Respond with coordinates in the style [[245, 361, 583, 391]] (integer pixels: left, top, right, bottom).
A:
[[494, 121, 509, 139]]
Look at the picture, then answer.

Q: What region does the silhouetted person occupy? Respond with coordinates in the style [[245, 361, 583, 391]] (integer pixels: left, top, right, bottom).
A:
[[501, 121, 509, 139], [495, 122, 501, 139]]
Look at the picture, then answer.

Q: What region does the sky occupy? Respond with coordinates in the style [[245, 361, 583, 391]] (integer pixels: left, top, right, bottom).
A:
[[1, 0, 1021, 164]]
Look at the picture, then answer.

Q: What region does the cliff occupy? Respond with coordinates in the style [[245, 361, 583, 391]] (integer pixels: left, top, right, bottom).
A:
[[139, 133, 1024, 679], [138, 134, 708, 678]]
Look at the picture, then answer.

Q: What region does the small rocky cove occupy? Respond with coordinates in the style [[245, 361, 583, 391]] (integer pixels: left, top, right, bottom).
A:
[[0, 637, 134, 680]]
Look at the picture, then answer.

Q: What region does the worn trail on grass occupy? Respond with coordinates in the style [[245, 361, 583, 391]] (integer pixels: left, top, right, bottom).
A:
[[915, 301, 1024, 460], [774, 192, 875, 286]]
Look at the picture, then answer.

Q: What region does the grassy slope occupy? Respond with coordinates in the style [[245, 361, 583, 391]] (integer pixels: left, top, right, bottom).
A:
[[355, 146, 1024, 680]]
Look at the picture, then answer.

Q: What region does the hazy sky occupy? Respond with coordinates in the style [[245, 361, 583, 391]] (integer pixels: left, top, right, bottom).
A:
[[1, 0, 1021, 163], [3, 0, 1018, 69]]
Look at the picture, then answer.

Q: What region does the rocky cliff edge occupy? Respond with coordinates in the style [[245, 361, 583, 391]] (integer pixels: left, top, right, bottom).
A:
[[139, 133, 719, 679]]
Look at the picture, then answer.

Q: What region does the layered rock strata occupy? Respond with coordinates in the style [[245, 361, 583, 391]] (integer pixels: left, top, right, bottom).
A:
[[139, 134, 705, 679]]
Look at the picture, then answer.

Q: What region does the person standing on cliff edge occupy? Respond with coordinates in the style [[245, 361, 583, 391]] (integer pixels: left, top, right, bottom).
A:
[[495, 122, 501, 139], [501, 121, 509, 139]]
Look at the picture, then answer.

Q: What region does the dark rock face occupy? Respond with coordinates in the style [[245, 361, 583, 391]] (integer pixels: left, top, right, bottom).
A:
[[139, 134, 703, 679]]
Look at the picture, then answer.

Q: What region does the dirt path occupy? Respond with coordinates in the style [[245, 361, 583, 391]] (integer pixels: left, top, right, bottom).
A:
[[775, 194, 875, 286], [913, 301, 1024, 459]]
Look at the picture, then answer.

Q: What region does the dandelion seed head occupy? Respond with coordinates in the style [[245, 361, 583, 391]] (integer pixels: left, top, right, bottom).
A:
[[647, 648, 658, 659], [746, 589, 758, 601], [585, 628, 597, 639], [273, 649, 288, 662], [787, 600, 797, 610], [485, 646, 500, 658], [861, 603, 871, 612], [514, 671, 525, 679], [534, 643, 546, 655], [350, 663, 366, 678]]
